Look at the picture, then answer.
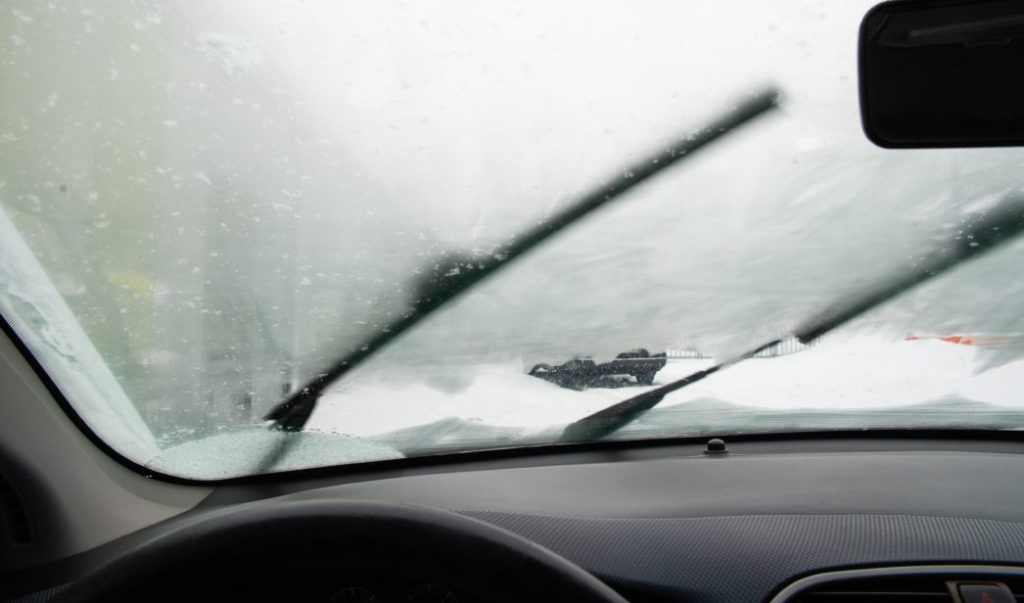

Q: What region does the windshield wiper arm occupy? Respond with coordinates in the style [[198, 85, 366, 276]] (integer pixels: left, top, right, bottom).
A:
[[561, 195, 1024, 443], [262, 88, 781, 433]]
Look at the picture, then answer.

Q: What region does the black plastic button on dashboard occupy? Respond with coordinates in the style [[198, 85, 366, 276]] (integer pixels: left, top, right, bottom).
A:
[[704, 438, 727, 454], [955, 582, 1015, 603]]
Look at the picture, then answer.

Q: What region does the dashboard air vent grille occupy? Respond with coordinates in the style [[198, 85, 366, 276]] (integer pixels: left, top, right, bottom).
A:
[[793, 575, 952, 602], [787, 573, 1024, 603]]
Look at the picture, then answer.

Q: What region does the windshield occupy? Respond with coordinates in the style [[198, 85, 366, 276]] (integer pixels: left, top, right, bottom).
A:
[[3, 0, 1024, 480]]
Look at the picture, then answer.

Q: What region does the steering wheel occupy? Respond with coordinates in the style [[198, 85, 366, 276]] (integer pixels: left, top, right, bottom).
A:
[[66, 499, 628, 602]]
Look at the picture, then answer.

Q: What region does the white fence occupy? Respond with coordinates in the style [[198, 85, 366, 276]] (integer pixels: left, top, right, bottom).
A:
[[667, 336, 817, 360]]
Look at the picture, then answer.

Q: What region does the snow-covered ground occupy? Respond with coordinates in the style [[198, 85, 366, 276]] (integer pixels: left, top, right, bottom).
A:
[[309, 335, 1024, 440]]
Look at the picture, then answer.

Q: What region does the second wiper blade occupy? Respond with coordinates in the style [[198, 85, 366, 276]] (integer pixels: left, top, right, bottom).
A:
[[561, 195, 1024, 443], [263, 88, 781, 432]]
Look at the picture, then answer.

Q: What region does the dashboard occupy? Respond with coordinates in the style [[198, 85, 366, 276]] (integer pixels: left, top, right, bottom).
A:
[[328, 584, 465, 603], [4, 433, 1024, 602]]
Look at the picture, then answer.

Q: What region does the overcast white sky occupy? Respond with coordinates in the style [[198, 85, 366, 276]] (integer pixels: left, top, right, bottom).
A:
[[179, 0, 870, 244], [162, 0, 1024, 366]]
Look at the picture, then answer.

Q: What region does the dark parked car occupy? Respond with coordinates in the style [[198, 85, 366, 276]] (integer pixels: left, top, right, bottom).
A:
[[528, 349, 668, 390]]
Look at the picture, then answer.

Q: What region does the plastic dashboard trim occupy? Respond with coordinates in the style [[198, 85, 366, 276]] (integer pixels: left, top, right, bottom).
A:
[[767, 564, 1024, 602], [456, 512, 1024, 603]]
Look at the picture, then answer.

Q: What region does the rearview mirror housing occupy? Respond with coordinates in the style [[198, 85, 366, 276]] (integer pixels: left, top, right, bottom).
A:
[[860, 0, 1024, 148]]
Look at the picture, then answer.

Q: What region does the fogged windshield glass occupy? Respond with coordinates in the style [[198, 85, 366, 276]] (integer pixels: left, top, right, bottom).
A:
[[2, 0, 1024, 479]]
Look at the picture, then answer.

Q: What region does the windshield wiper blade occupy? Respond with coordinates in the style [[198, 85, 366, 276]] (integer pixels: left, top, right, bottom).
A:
[[262, 88, 781, 434], [561, 195, 1024, 443]]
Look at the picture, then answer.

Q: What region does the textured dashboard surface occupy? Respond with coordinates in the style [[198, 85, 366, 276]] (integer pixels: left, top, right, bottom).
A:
[[285, 449, 1024, 520], [10, 444, 1024, 602], [462, 511, 1024, 602], [273, 448, 1024, 602]]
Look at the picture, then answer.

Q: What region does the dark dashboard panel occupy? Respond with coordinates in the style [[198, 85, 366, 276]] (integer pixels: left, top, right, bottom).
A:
[[282, 449, 1024, 521], [269, 446, 1024, 602], [6, 440, 1024, 602], [463, 512, 1024, 602]]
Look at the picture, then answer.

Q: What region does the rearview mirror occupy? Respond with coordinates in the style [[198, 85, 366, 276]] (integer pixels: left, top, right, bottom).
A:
[[860, 0, 1024, 148]]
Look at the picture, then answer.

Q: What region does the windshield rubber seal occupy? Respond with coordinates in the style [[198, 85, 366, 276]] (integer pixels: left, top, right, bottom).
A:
[[0, 311, 200, 482]]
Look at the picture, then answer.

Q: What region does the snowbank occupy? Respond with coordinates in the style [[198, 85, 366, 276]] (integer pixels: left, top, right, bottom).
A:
[[310, 335, 1024, 439]]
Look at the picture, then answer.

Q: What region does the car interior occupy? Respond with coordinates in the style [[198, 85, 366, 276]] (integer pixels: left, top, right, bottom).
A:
[[3, 0, 1024, 602]]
